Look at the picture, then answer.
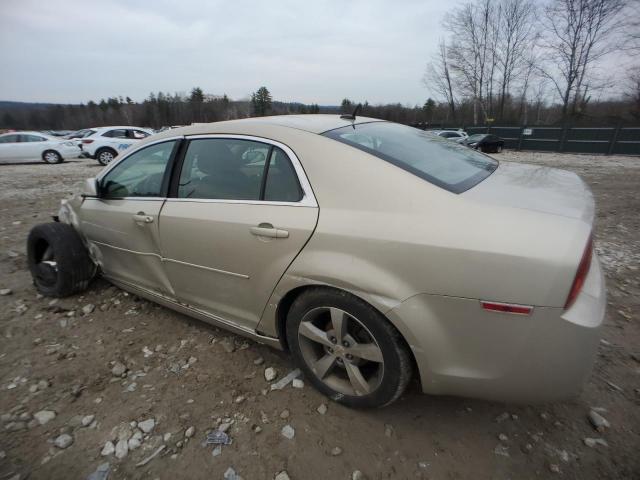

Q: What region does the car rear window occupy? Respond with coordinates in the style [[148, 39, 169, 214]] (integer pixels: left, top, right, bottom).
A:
[[323, 122, 498, 193]]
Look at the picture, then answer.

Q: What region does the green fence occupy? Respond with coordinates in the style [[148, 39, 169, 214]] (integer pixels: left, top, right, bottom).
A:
[[457, 126, 640, 156]]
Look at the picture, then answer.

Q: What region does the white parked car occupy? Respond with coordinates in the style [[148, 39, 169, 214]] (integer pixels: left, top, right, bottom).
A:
[[431, 130, 468, 142], [0, 131, 81, 164], [78, 126, 154, 165]]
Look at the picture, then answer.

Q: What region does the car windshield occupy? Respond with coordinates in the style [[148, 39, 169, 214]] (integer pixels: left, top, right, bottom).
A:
[[467, 134, 487, 141], [322, 122, 498, 193], [68, 129, 95, 139]]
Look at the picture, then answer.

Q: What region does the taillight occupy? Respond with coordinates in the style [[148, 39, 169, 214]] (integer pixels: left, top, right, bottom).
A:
[[82, 139, 94, 144], [565, 235, 593, 310]]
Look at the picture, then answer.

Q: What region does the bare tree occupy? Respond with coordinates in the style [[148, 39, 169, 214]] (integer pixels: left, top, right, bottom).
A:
[[496, 0, 538, 120], [540, 0, 626, 122], [424, 39, 457, 122], [444, 0, 498, 124]]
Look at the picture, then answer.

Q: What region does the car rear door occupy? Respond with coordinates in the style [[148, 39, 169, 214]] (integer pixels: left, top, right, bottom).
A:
[[103, 129, 135, 155], [158, 135, 318, 331], [79, 139, 181, 296], [20, 134, 49, 160]]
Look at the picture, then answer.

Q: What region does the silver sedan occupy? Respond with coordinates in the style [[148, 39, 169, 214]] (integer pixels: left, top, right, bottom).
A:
[[26, 115, 604, 408]]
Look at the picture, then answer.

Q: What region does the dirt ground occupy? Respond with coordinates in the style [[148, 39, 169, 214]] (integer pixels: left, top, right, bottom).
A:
[[0, 151, 638, 480]]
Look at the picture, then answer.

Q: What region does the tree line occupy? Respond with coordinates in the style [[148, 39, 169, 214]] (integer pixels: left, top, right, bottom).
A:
[[0, 87, 323, 131]]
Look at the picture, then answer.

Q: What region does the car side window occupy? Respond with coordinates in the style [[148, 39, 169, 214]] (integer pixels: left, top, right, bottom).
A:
[[100, 141, 176, 199], [264, 147, 303, 202], [131, 130, 150, 139], [178, 139, 267, 200], [20, 135, 46, 142], [103, 129, 128, 139], [0, 135, 20, 143]]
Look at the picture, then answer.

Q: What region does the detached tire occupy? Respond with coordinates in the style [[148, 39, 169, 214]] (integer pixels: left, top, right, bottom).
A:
[[27, 223, 95, 297], [286, 288, 413, 408]]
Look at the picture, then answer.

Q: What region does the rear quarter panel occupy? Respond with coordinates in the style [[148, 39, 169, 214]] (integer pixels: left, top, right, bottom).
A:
[[256, 130, 591, 338]]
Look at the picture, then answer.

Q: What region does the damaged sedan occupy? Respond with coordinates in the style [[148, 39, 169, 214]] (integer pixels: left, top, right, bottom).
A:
[[27, 115, 605, 408]]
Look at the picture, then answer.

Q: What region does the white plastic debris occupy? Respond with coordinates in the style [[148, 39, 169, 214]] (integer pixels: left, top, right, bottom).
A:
[[270, 369, 302, 391]]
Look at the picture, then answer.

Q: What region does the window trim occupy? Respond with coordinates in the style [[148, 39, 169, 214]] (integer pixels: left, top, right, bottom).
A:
[[166, 134, 317, 207], [96, 136, 183, 200]]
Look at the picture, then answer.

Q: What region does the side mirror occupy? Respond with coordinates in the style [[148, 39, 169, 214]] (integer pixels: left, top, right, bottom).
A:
[[82, 177, 99, 197]]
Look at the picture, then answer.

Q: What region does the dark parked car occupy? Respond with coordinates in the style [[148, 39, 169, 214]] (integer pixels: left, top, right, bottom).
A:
[[461, 134, 504, 153]]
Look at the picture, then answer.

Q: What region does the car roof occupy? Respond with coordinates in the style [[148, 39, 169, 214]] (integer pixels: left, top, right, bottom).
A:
[[1, 131, 54, 138], [92, 126, 151, 131], [170, 115, 386, 137]]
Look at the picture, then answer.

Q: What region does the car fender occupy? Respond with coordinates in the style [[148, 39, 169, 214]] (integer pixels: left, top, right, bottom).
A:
[[58, 196, 103, 267]]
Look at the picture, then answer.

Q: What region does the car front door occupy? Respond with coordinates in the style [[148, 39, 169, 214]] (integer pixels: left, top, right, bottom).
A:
[[158, 136, 319, 330], [79, 139, 180, 296]]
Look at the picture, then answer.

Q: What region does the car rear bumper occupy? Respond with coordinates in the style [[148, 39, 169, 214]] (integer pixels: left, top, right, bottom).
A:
[[386, 253, 606, 403]]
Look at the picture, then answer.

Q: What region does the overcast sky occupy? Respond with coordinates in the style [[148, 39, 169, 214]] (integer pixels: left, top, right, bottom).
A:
[[0, 0, 465, 106]]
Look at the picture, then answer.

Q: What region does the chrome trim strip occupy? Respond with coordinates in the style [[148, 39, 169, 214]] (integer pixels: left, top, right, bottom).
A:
[[163, 198, 315, 207], [184, 133, 318, 208], [92, 241, 249, 279], [84, 197, 164, 202]]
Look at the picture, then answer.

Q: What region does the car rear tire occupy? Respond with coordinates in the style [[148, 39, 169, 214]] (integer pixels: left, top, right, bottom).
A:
[[496, 145, 503, 153], [96, 148, 117, 166], [42, 150, 63, 164], [27, 223, 96, 297], [286, 288, 413, 408]]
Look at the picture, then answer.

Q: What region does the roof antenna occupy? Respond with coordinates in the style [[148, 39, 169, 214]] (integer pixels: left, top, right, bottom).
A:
[[340, 103, 362, 121]]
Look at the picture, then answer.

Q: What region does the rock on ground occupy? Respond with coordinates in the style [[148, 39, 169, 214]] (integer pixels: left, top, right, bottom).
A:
[[101, 441, 115, 456], [54, 434, 73, 449], [34, 410, 56, 425], [138, 418, 155, 433], [114, 439, 128, 459], [281, 425, 295, 440]]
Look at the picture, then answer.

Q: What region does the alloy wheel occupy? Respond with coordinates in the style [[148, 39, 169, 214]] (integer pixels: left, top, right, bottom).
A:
[[99, 151, 114, 164], [44, 152, 60, 163], [297, 306, 384, 396]]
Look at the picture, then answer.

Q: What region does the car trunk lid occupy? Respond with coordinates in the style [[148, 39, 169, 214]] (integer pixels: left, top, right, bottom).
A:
[[462, 161, 594, 223]]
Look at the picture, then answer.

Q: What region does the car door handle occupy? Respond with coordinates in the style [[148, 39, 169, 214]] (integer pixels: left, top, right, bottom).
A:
[[132, 213, 154, 224], [250, 225, 289, 238]]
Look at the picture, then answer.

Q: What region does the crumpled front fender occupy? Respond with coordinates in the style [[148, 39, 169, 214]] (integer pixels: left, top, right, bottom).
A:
[[58, 196, 103, 267]]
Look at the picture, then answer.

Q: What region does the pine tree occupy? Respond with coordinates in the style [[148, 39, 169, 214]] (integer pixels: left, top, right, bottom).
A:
[[251, 87, 272, 116], [189, 87, 204, 103]]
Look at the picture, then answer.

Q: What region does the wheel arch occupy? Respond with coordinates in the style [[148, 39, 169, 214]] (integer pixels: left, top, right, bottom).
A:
[[271, 283, 421, 389]]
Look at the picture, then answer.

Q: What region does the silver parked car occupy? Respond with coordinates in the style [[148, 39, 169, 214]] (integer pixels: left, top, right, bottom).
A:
[[26, 115, 604, 408]]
